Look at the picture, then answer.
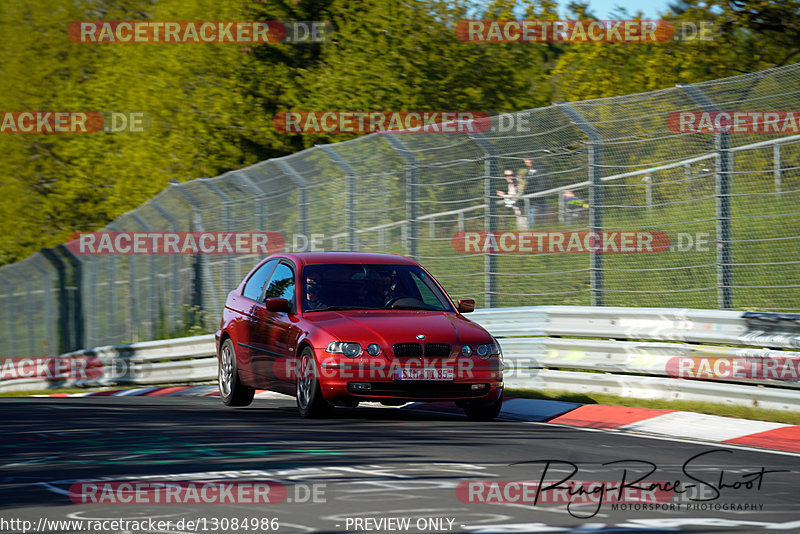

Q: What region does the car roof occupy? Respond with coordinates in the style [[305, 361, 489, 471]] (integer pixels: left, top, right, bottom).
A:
[[270, 252, 419, 267]]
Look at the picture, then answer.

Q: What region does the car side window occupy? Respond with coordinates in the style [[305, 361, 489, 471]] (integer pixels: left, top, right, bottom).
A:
[[264, 262, 295, 303], [242, 260, 277, 302], [409, 270, 448, 310]]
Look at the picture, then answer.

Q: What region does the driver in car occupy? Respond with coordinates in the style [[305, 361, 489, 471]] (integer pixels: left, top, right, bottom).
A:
[[304, 275, 327, 311]]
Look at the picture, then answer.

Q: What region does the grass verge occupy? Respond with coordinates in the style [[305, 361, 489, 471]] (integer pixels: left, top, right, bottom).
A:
[[507, 388, 800, 426]]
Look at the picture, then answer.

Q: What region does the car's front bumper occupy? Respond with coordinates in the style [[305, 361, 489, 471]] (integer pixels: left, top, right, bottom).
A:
[[315, 355, 503, 403]]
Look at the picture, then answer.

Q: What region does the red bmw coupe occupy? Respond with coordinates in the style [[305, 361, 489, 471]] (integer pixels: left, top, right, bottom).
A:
[[215, 252, 504, 420]]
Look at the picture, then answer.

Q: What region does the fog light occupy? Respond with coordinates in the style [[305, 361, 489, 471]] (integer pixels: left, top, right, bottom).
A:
[[351, 382, 371, 390]]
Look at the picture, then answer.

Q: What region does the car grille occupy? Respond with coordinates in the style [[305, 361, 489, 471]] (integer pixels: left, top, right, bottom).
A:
[[424, 343, 451, 358], [393, 343, 451, 358], [393, 343, 422, 358]]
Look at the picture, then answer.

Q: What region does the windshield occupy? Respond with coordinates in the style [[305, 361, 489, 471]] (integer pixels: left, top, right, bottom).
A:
[[301, 263, 455, 313]]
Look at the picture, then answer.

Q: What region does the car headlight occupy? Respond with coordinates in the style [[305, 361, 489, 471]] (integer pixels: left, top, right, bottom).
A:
[[326, 341, 363, 358], [461, 345, 472, 357], [476, 342, 502, 360], [366, 343, 381, 356]]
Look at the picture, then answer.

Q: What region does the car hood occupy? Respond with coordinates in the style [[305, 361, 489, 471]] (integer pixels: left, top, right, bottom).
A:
[[303, 311, 491, 358]]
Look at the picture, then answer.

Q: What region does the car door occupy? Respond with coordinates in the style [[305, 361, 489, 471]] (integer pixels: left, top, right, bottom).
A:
[[251, 261, 297, 393], [235, 259, 277, 385]]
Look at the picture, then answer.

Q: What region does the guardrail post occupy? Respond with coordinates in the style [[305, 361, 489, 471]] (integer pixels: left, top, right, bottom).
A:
[[679, 83, 733, 309], [556, 103, 604, 306], [468, 132, 498, 308], [383, 134, 419, 259], [273, 161, 310, 240], [319, 145, 358, 251]]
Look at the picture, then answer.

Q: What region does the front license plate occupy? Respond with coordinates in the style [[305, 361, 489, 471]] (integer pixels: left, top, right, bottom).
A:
[[397, 367, 454, 380]]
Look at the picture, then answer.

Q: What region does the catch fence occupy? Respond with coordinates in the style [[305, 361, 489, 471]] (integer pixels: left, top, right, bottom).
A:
[[2, 63, 799, 357]]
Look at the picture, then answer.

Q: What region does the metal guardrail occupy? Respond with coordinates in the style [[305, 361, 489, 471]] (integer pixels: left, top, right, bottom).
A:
[[2, 306, 799, 412], [0, 335, 216, 393]]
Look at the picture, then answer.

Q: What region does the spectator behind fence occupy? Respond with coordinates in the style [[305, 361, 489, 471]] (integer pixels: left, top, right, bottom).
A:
[[498, 169, 527, 230], [518, 157, 549, 229], [563, 190, 589, 221]]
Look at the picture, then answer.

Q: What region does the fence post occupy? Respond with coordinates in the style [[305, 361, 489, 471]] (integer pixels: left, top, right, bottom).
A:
[[468, 132, 498, 308], [273, 161, 310, 241], [774, 143, 782, 192], [556, 102, 604, 306], [30, 259, 55, 355], [130, 213, 159, 340], [41, 246, 84, 352], [383, 134, 419, 260], [679, 83, 733, 309], [643, 174, 653, 210], [319, 145, 358, 251], [150, 200, 183, 334], [0, 272, 14, 356], [106, 222, 138, 342], [169, 183, 211, 331], [199, 178, 235, 292]]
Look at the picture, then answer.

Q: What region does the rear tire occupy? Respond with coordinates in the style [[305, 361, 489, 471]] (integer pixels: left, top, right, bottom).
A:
[[218, 338, 255, 407], [296, 347, 333, 418], [463, 389, 503, 421]]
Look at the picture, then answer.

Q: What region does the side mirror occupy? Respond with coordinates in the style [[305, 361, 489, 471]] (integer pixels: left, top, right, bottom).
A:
[[265, 298, 290, 312], [457, 299, 475, 313]]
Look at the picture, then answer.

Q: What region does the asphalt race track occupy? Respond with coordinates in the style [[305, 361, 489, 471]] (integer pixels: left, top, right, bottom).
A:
[[1, 396, 798, 533]]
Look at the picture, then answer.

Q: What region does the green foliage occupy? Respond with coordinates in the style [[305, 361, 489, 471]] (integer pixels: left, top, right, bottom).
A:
[[1, 0, 799, 266]]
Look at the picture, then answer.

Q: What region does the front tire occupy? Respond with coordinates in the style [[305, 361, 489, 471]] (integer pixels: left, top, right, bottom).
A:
[[463, 389, 503, 421], [218, 338, 254, 407], [296, 347, 332, 418]]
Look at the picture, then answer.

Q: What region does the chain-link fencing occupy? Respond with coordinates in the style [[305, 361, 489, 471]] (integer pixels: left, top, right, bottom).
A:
[[1, 63, 799, 357]]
